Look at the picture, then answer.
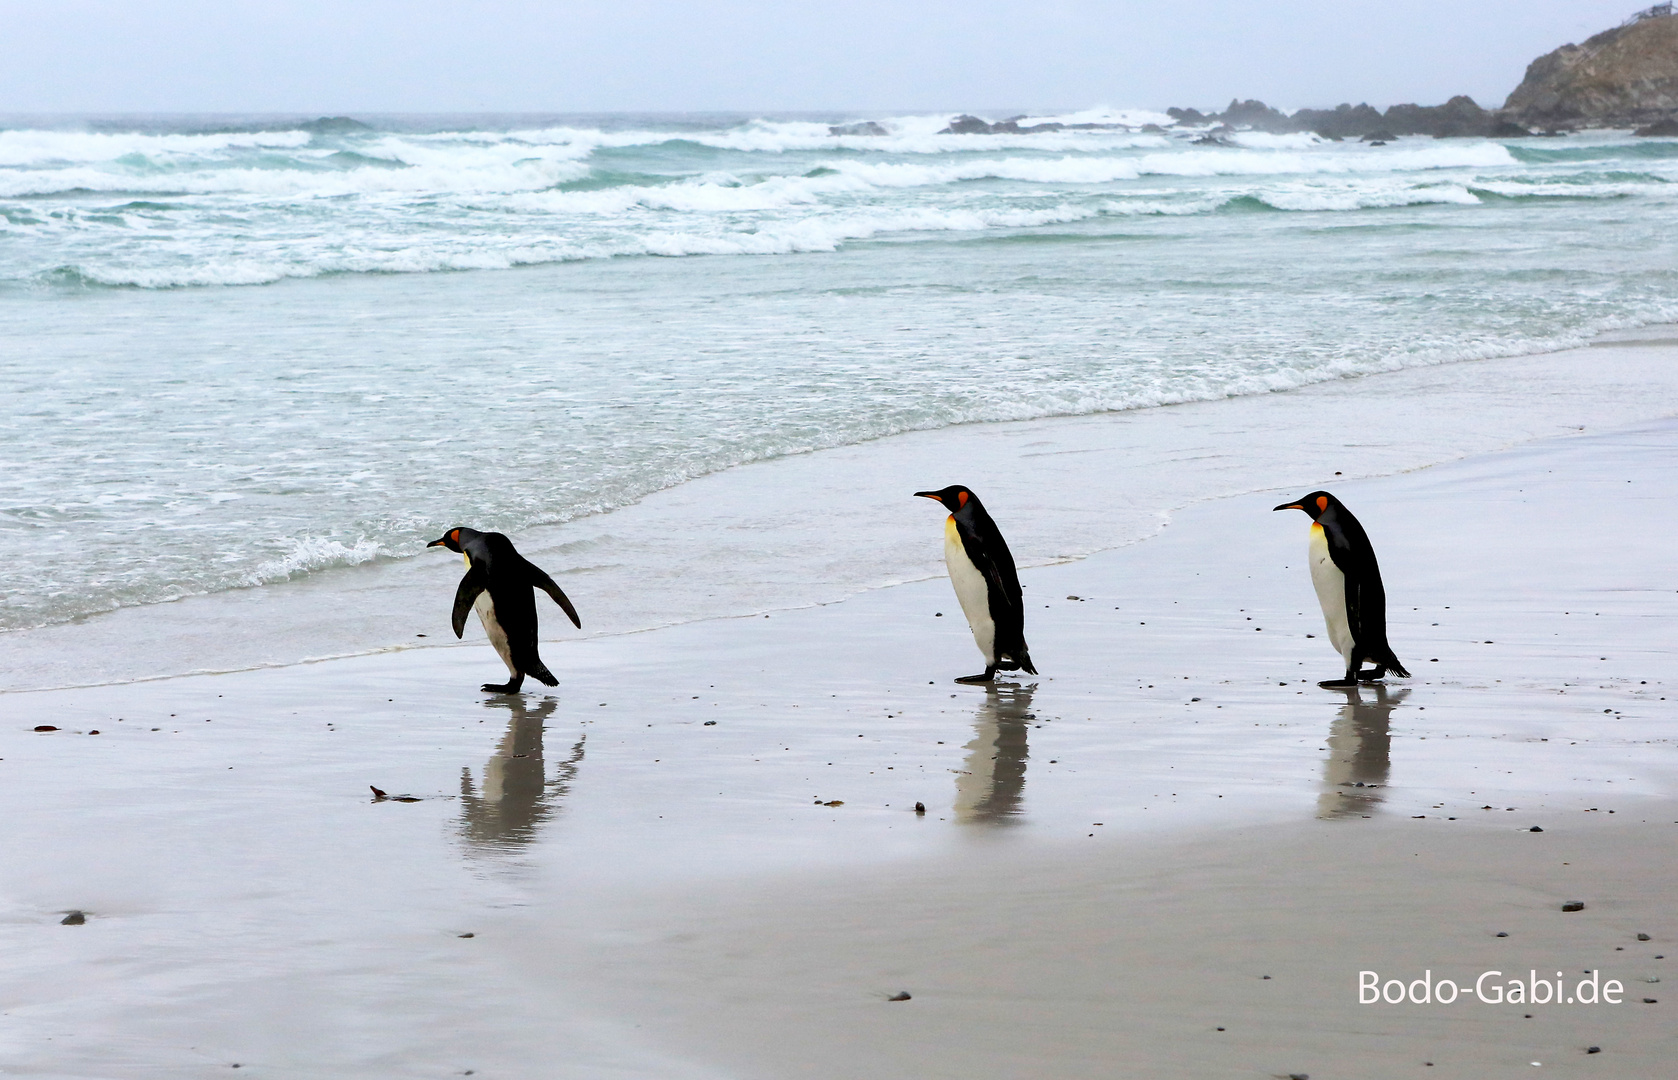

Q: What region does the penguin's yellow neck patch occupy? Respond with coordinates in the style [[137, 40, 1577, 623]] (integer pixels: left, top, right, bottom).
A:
[[1310, 522, 1324, 533], [462, 552, 471, 567], [944, 515, 959, 540]]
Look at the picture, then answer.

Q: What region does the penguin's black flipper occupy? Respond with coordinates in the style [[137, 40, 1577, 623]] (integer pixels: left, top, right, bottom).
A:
[[526, 662, 559, 687], [954, 513, 1034, 675], [524, 563, 582, 629], [451, 564, 490, 639]]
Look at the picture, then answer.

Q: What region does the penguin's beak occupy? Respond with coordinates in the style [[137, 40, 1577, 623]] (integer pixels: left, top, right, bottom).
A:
[[426, 537, 447, 547], [1272, 502, 1303, 512], [913, 491, 942, 502]]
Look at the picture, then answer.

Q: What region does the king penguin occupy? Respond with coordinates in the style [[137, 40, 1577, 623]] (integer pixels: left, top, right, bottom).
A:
[[427, 527, 582, 693], [1273, 491, 1410, 688], [915, 485, 1037, 684]]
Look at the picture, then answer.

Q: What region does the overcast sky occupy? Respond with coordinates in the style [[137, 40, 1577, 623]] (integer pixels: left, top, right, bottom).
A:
[[0, 1, 1650, 115]]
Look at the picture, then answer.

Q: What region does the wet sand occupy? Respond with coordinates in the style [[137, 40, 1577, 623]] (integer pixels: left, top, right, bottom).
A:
[[2, 357, 1676, 1076]]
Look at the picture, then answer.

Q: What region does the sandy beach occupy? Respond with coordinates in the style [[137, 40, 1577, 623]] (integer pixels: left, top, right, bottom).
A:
[[3, 334, 1677, 1078]]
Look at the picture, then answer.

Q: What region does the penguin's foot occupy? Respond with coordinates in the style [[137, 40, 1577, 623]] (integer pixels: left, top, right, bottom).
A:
[[1317, 678, 1360, 689], [1356, 667, 1388, 684], [954, 666, 997, 685], [481, 679, 524, 694]]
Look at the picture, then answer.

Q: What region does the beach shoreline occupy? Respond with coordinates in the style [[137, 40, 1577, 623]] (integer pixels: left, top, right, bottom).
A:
[[3, 372, 1675, 1075], [7, 322, 1678, 694]]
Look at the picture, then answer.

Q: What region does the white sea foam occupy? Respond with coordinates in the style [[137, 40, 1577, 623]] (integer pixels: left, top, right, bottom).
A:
[[5, 114, 1677, 633], [246, 536, 387, 586], [0, 128, 312, 167]]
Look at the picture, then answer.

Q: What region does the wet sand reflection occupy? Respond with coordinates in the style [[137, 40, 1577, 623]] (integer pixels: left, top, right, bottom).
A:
[[954, 682, 1036, 825], [460, 696, 585, 850], [1317, 683, 1408, 819]]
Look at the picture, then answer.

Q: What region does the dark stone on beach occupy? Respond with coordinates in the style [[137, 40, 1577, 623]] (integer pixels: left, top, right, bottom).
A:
[[1644, 997, 1659, 1003], [1530, 826, 1545, 832], [704, 720, 716, 725], [914, 802, 926, 814], [941, 115, 994, 135], [829, 121, 888, 137], [888, 991, 912, 1001], [1636, 116, 1678, 136], [1497, 931, 1509, 937], [1289, 1074, 1309, 1080], [1639, 932, 1652, 940], [459, 932, 474, 938], [61, 911, 85, 925], [33, 725, 57, 732], [1562, 900, 1586, 912], [1588, 1046, 1601, 1053]]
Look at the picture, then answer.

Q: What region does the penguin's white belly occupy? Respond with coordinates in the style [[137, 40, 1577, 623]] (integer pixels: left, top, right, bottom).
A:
[[1308, 523, 1354, 664], [474, 591, 517, 675], [945, 517, 996, 663]]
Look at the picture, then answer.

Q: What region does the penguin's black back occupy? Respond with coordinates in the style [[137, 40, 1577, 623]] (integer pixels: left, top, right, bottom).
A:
[[951, 496, 1036, 674], [1317, 502, 1409, 678]]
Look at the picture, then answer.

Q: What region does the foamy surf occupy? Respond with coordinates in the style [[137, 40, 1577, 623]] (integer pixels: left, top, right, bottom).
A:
[[3, 111, 1678, 640]]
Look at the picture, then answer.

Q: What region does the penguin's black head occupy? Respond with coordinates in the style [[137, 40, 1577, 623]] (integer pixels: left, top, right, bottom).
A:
[[1273, 491, 1338, 520], [427, 527, 474, 553], [914, 486, 976, 514]]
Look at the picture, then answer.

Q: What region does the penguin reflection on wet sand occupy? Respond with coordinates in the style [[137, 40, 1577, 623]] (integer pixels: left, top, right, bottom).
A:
[[427, 527, 582, 693], [460, 696, 586, 850], [1317, 683, 1408, 820], [955, 681, 1035, 824], [1273, 491, 1410, 689], [915, 485, 1036, 684]]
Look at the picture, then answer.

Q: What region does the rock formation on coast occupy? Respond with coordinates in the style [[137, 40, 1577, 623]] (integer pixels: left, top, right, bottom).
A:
[[1502, 5, 1678, 129], [886, 5, 1678, 141], [1175, 5, 1678, 137]]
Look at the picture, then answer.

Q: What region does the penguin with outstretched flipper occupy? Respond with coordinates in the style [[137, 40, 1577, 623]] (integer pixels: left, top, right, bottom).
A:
[[915, 486, 1037, 684], [1273, 492, 1410, 689], [428, 527, 581, 693]]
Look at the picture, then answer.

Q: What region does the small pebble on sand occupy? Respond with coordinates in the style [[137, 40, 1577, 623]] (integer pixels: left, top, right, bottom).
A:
[[888, 991, 911, 1001], [61, 911, 85, 925]]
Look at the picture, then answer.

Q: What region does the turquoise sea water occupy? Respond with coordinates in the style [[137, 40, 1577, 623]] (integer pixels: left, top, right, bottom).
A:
[[3, 109, 1678, 633]]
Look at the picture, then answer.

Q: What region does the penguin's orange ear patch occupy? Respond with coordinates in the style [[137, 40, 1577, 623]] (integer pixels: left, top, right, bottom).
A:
[[1316, 496, 1328, 512], [450, 528, 460, 543], [957, 490, 968, 509]]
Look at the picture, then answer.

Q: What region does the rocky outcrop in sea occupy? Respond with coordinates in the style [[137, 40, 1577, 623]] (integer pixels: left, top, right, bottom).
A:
[[1502, 5, 1678, 129]]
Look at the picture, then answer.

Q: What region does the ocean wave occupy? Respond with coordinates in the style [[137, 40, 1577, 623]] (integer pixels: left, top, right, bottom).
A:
[[246, 536, 388, 585], [0, 128, 313, 167], [0, 155, 590, 198]]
